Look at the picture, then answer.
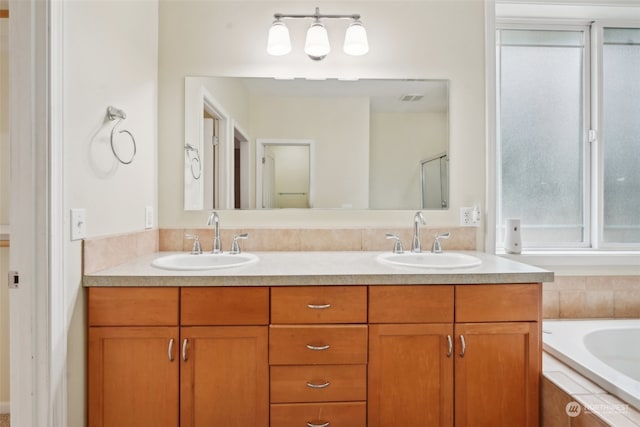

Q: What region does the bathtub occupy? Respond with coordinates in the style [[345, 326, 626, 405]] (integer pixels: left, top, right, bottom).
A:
[[543, 319, 640, 411]]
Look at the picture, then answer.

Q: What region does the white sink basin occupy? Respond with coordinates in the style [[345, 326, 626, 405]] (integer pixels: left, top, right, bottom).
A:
[[377, 252, 482, 269], [151, 252, 259, 271]]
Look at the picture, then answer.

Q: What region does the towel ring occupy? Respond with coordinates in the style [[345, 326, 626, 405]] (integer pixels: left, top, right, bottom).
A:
[[185, 143, 201, 180], [107, 106, 136, 165]]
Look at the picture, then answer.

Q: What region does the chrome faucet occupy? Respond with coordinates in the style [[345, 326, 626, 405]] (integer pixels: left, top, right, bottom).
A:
[[206, 211, 222, 253], [230, 233, 249, 254], [412, 211, 426, 252], [431, 232, 451, 253]]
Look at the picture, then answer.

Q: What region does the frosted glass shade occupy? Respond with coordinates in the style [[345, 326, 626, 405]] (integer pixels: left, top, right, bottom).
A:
[[305, 22, 330, 59], [344, 21, 369, 56], [267, 21, 291, 56]]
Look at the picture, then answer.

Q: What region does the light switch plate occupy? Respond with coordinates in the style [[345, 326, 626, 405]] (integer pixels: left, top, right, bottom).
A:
[[145, 206, 153, 229], [70, 208, 87, 240]]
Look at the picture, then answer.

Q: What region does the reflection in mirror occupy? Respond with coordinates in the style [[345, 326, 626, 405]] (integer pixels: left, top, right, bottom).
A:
[[184, 77, 449, 210], [421, 153, 449, 209], [257, 139, 313, 208]]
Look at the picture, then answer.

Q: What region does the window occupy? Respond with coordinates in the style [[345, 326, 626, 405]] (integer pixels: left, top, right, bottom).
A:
[[496, 24, 640, 250]]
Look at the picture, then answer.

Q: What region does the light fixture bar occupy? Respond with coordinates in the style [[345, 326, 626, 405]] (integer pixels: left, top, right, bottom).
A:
[[274, 7, 360, 22]]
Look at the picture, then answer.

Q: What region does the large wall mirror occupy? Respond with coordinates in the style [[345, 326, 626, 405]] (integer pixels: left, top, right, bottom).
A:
[[184, 76, 449, 211]]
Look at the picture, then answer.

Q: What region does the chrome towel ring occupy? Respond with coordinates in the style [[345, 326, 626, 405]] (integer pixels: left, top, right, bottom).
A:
[[184, 143, 201, 180], [107, 106, 136, 165]]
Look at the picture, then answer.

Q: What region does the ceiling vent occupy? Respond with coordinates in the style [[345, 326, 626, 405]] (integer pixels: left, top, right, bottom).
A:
[[399, 94, 424, 102]]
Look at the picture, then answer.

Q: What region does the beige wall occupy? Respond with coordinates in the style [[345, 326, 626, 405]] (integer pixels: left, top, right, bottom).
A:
[[0, 247, 8, 410], [158, 0, 486, 237], [63, 1, 159, 425]]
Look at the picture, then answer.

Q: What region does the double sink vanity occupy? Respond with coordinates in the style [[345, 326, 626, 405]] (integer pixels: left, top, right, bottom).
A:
[[84, 244, 552, 427]]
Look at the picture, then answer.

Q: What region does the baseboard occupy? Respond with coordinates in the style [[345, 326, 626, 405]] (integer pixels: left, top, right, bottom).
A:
[[0, 401, 9, 414]]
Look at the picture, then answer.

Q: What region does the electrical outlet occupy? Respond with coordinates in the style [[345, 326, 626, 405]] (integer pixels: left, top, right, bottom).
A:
[[70, 208, 87, 240], [460, 206, 480, 227], [145, 206, 154, 229]]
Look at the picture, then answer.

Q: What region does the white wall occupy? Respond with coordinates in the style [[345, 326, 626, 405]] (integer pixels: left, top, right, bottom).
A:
[[158, 0, 486, 234], [63, 1, 158, 426]]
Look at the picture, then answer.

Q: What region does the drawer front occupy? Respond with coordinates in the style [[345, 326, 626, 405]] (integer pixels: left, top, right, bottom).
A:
[[270, 325, 367, 365], [271, 286, 367, 324], [181, 287, 269, 325], [271, 402, 366, 427], [369, 285, 454, 323], [270, 365, 367, 403], [455, 284, 541, 322], [88, 287, 179, 326]]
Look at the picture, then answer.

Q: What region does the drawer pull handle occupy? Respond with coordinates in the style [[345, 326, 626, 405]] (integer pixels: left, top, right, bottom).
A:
[[446, 335, 452, 358], [306, 422, 329, 427], [306, 380, 330, 389], [182, 338, 189, 362], [168, 338, 175, 362], [306, 344, 331, 351], [307, 303, 331, 309], [459, 335, 466, 358]]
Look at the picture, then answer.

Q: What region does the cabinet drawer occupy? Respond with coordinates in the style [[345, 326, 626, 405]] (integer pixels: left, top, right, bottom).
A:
[[455, 284, 541, 322], [181, 287, 269, 325], [270, 325, 367, 365], [88, 287, 179, 326], [270, 365, 367, 403], [369, 285, 454, 323], [271, 286, 367, 324], [271, 402, 366, 427]]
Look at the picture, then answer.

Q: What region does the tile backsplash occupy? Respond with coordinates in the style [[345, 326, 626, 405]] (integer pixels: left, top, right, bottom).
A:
[[543, 275, 640, 319]]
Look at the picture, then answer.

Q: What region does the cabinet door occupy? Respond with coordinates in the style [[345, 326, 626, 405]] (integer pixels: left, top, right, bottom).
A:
[[368, 324, 454, 427], [180, 326, 269, 427], [88, 326, 179, 427], [454, 322, 540, 427]]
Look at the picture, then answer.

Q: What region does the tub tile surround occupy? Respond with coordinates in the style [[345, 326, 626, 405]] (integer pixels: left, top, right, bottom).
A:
[[543, 276, 640, 319], [543, 353, 640, 427]]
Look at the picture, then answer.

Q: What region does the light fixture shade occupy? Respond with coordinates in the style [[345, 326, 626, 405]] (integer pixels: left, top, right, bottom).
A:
[[343, 21, 369, 56], [304, 22, 331, 59], [267, 21, 291, 56]]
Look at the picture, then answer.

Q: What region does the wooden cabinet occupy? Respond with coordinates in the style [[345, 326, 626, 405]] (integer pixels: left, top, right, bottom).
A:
[[88, 287, 269, 427], [269, 286, 368, 427], [368, 284, 541, 427], [88, 287, 180, 427], [88, 282, 541, 427], [180, 287, 269, 427]]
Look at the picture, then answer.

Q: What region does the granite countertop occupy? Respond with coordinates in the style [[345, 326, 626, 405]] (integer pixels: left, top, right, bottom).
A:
[[83, 250, 554, 287]]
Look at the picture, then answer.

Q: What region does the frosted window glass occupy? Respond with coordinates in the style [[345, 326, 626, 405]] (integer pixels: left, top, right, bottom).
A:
[[602, 28, 640, 243], [497, 30, 585, 246]]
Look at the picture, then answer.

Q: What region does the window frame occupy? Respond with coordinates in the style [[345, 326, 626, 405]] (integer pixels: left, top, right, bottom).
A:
[[493, 18, 640, 253]]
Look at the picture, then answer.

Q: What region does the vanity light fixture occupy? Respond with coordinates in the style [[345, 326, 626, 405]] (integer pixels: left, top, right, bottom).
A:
[[267, 7, 369, 61]]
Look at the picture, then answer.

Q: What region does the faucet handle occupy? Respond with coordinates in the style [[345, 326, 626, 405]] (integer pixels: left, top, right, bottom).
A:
[[431, 232, 451, 253], [185, 234, 202, 255], [230, 233, 249, 254], [385, 233, 404, 254]]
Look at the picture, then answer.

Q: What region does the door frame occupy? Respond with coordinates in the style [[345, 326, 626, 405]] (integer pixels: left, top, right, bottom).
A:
[[9, 0, 66, 426]]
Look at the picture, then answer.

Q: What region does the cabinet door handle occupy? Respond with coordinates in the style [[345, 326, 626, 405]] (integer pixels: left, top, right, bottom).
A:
[[306, 380, 330, 389], [459, 335, 466, 358], [182, 338, 189, 362], [446, 335, 453, 358], [307, 303, 331, 309], [306, 422, 330, 427], [306, 344, 331, 351], [168, 338, 175, 362]]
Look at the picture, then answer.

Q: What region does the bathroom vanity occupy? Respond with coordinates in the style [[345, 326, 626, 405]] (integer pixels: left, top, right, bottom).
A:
[[84, 251, 552, 427]]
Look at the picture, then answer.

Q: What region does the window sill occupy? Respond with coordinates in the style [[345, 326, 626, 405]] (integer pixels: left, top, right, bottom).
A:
[[497, 250, 640, 276]]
